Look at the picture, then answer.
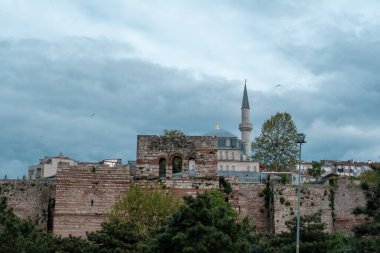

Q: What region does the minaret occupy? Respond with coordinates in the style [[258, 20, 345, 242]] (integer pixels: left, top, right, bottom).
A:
[[239, 80, 253, 160]]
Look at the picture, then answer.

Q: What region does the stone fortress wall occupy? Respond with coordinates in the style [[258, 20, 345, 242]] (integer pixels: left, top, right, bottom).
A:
[[0, 179, 55, 231], [0, 170, 367, 237], [0, 136, 369, 237]]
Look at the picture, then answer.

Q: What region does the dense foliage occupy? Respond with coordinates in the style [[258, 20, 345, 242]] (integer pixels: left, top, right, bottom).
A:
[[109, 184, 182, 236], [307, 161, 325, 181], [163, 129, 185, 137], [252, 112, 298, 171], [144, 190, 254, 253]]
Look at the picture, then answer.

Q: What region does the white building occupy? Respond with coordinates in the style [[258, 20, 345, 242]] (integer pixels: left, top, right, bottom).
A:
[[28, 153, 77, 179], [296, 160, 373, 179], [205, 82, 260, 177]]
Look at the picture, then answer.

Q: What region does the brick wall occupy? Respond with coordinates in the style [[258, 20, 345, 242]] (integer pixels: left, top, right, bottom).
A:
[[136, 135, 218, 178], [53, 164, 132, 237], [232, 182, 269, 232], [0, 179, 55, 231], [2, 171, 368, 238], [333, 178, 367, 232], [273, 184, 332, 233]]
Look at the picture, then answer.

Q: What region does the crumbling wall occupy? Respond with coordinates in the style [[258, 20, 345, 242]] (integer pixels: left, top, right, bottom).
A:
[[53, 164, 221, 237], [333, 178, 367, 233], [273, 184, 332, 233], [233, 182, 269, 232], [53, 164, 132, 237], [136, 135, 218, 178], [272, 178, 367, 234], [0, 179, 55, 231]]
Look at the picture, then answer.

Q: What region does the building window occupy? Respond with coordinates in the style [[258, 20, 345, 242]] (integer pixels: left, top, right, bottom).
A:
[[172, 157, 182, 177], [226, 165, 229, 172], [188, 159, 196, 178], [226, 139, 230, 147], [219, 165, 223, 171], [231, 166, 235, 172], [159, 158, 167, 178]]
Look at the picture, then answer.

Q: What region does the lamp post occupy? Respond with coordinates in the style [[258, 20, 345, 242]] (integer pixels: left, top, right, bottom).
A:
[[296, 133, 306, 253]]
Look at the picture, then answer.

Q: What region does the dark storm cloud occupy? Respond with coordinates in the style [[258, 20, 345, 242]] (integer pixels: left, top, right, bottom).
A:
[[0, 38, 242, 178], [256, 24, 380, 161]]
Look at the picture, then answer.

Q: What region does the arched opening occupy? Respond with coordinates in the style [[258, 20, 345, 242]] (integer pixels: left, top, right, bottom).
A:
[[172, 156, 182, 177], [159, 158, 167, 178], [188, 159, 196, 178]]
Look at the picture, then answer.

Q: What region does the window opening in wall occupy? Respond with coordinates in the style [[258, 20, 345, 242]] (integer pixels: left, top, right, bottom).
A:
[[172, 156, 182, 177], [91, 199, 94, 206], [159, 158, 167, 178], [188, 159, 196, 178], [219, 165, 223, 171]]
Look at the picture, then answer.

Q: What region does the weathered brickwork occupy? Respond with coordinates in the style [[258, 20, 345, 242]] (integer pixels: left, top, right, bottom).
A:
[[0, 179, 55, 231], [1, 171, 368, 238], [53, 164, 132, 237], [333, 178, 367, 233], [136, 135, 218, 178], [53, 163, 222, 237], [232, 182, 269, 232], [273, 185, 333, 233], [272, 178, 367, 234]]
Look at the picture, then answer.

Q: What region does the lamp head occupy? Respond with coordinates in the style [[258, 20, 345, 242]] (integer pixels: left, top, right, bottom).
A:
[[296, 133, 306, 144]]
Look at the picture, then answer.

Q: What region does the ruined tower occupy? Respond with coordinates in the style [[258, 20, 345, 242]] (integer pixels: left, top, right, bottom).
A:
[[239, 81, 253, 160]]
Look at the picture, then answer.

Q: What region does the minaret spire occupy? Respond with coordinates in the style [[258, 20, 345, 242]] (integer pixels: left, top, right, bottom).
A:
[[239, 80, 253, 160], [242, 80, 250, 109]]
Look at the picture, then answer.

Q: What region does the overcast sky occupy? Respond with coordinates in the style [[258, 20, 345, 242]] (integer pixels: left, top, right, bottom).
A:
[[1, 0, 380, 178]]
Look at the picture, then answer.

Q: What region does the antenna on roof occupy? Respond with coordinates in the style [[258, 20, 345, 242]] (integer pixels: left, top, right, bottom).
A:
[[216, 121, 220, 130]]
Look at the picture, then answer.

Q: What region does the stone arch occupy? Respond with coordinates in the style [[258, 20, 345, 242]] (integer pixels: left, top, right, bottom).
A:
[[159, 158, 167, 178], [172, 156, 183, 177]]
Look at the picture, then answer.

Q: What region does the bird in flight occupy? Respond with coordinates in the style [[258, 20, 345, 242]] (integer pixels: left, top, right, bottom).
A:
[[90, 113, 95, 117], [275, 84, 281, 87]]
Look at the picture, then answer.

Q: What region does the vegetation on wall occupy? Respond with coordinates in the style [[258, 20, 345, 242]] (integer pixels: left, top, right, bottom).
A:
[[307, 161, 325, 181], [219, 176, 233, 195], [1, 176, 379, 253], [148, 129, 196, 152]]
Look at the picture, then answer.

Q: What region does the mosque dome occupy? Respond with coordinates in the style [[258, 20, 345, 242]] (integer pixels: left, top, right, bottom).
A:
[[204, 128, 237, 138]]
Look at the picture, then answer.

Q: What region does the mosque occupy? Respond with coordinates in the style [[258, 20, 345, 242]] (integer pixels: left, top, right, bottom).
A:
[[134, 82, 260, 180], [205, 82, 260, 174]]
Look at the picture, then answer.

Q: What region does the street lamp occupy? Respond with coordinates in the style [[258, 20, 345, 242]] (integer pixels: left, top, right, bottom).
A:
[[296, 133, 306, 253]]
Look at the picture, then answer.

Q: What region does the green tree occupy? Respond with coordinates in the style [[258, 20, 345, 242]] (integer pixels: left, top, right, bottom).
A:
[[163, 129, 184, 137], [0, 189, 59, 252], [86, 219, 144, 253], [145, 190, 254, 253], [257, 211, 346, 253], [308, 161, 325, 181], [252, 112, 298, 171], [109, 184, 182, 236]]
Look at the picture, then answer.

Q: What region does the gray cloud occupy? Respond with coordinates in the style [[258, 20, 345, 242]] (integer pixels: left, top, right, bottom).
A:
[[0, 38, 243, 178], [1, 1, 380, 178]]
